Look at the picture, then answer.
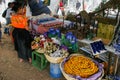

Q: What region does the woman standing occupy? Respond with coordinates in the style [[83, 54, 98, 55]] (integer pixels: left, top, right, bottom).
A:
[[11, 2, 33, 63]]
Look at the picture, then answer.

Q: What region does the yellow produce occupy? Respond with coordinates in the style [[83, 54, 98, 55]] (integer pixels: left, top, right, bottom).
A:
[[64, 55, 98, 78]]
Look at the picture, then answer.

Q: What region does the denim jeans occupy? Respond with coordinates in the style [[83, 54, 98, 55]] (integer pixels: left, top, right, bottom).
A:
[[4, 18, 10, 35], [4, 27, 9, 35], [6, 18, 11, 25]]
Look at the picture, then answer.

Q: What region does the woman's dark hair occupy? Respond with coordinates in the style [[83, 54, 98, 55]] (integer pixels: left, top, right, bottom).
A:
[[12, 1, 27, 12]]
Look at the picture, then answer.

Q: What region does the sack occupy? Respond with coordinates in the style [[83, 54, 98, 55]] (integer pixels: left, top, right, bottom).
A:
[[2, 9, 7, 18], [26, 3, 32, 17], [58, 9, 62, 16]]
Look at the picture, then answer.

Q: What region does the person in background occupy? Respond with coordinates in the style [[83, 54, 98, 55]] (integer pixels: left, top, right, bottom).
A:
[[0, 22, 2, 42], [15, 0, 51, 16], [4, 2, 14, 35], [57, 0, 65, 16], [11, 1, 33, 63], [28, 0, 51, 16], [59, 0, 64, 8], [76, 0, 81, 10]]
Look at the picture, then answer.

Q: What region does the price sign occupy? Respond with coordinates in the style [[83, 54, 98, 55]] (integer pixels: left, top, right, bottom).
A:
[[90, 40, 107, 55]]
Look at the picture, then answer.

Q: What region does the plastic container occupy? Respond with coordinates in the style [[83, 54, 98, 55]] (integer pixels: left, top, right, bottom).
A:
[[50, 63, 62, 78]]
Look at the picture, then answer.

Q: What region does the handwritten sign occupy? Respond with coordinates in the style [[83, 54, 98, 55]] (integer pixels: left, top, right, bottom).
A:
[[90, 40, 107, 55]]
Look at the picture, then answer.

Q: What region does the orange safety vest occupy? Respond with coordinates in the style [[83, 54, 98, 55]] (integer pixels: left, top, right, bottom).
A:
[[11, 14, 28, 30]]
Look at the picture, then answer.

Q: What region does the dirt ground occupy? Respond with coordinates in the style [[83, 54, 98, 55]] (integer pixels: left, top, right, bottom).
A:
[[0, 33, 66, 80]]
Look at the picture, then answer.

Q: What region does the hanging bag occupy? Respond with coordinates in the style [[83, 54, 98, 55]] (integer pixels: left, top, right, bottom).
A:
[[2, 9, 7, 18]]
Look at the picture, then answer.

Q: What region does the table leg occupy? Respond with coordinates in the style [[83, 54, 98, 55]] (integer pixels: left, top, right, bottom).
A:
[[107, 53, 112, 75], [113, 55, 119, 75]]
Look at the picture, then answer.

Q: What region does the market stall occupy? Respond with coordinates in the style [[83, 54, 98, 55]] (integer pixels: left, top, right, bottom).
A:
[[1, 0, 120, 80], [28, 12, 120, 80], [29, 14, 74, 35], [26, 0, 120, 80]]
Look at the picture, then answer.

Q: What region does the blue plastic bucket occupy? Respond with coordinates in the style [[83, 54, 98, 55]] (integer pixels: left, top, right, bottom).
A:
[[50, 63, 62, 78]]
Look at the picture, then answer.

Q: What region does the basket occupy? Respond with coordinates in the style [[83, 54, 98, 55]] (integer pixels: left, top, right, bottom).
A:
[[35, 48, 45, 53], [60, 54, 104, 80], [44, 52, 69, 63], [98, 70, 104, 80], [60, 66, 76, 80]]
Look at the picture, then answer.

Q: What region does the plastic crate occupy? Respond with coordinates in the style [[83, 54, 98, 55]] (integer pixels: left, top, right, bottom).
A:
[[32, 51, 48, 71]]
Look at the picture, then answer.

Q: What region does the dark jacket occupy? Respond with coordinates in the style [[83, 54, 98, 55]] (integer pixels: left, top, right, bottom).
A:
[[28, 0, 51, 16]]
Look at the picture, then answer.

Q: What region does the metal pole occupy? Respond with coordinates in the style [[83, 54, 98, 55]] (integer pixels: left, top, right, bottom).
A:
[[107, 52, 112, 75], [114, 55, 119, 75], [68, 0, 69, 7], [82, 0, 84, 10]]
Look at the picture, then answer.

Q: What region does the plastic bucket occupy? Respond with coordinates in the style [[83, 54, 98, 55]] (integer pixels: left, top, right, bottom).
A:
[[50, 63, 62, 78]]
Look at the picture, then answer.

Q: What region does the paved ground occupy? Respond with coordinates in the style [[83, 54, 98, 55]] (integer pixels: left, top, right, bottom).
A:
[[0, 34, 66, 80]]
